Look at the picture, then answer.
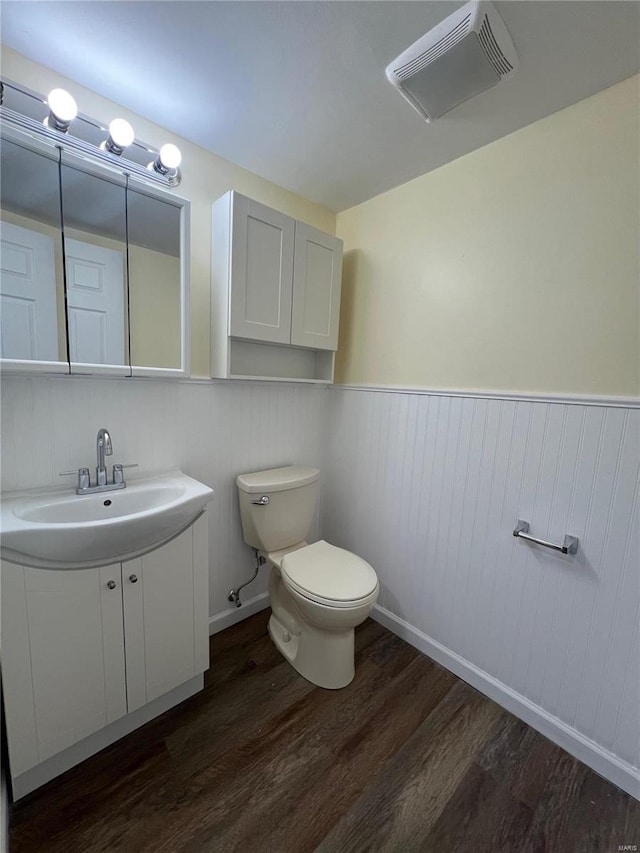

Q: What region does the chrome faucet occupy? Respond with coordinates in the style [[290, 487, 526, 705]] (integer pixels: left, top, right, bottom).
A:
[[58, 428, 137, 494], [96, 428, 113, 486]]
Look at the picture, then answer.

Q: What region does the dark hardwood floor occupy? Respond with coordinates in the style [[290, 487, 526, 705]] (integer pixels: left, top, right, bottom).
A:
[[9, 610, 640, 852]]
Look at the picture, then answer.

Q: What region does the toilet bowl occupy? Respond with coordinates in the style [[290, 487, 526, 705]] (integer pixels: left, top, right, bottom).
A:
[[236, 466, 379, 689], [268, 540, 379, 689]]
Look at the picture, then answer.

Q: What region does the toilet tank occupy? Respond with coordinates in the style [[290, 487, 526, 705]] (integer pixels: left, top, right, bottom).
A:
[[236, 466, 320, 553]]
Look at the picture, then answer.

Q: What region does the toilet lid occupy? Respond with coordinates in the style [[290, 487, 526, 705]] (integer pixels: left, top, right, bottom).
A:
[[281, 540, 378, 606]]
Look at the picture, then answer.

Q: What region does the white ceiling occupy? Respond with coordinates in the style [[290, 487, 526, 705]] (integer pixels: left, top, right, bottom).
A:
[[1, 2, 639, 212]]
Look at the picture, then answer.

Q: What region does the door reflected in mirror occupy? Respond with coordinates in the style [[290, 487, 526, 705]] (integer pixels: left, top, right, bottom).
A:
[[0, 138, 67, 364], [60, 162, 129, 369], [126, 187, 182, 370], [1, 130, 189, 377]]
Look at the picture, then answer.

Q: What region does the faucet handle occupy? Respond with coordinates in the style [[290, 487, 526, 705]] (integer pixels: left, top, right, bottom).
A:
[[59, 467, 90, 489], [112, 463, 138, 485]]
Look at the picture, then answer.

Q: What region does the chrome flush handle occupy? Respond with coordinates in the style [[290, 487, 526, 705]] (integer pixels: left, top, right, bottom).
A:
[[251, 495, 270, 506]]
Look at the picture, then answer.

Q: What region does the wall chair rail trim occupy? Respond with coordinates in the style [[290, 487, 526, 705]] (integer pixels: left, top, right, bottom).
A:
[[330, 384, 640, 410]]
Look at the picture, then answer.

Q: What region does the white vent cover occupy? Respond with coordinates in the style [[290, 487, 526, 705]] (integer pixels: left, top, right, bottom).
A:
[[386, 0, 518, 122]]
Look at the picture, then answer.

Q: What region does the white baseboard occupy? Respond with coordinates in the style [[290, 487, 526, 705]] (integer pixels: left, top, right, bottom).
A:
[[209, 592, 270, 635], [372, 604, 640, 800]]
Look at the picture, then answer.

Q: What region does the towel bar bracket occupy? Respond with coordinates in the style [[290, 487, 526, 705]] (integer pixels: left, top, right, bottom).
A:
[[513, 520, 578, 555]]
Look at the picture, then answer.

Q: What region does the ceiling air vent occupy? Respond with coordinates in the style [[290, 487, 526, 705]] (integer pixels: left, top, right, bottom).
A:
[[386, 0, 518, 122]]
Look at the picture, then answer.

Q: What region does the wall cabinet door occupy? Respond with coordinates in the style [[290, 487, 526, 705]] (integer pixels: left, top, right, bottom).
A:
[[229, 193, 295, 344], [1, 562, 127, 776], [291, 223, 343, 351], [122, 517, 209, 712]]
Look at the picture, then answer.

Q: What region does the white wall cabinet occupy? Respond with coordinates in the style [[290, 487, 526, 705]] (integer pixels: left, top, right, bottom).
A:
[[291, 222, 343, 351], [212, 191, 343, 382], [228, 195, 295, 345], [1, 514, 209, 794]]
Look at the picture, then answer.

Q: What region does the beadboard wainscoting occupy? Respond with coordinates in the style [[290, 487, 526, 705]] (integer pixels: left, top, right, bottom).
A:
[[0, 376, 326, 624], [322, 387, 640, 797]]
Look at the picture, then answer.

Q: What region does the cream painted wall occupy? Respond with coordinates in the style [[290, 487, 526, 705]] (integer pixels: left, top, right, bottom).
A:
[[1, 48, 336, 377], [336, 75, 640, 397]]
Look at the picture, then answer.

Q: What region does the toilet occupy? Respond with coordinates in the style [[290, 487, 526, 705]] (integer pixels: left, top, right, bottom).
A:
[[236, 466, 379, 689]]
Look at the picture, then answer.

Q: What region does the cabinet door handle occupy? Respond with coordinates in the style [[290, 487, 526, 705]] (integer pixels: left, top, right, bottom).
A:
[[106, 580, 117, 590], [129, 574, 138, 584]]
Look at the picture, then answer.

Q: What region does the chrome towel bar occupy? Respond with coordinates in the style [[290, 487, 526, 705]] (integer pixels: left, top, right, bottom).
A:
[[513, 520, 578, 555]]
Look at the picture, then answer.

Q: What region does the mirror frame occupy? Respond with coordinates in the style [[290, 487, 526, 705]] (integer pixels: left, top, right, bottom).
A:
[[0, 123, 190, 379]]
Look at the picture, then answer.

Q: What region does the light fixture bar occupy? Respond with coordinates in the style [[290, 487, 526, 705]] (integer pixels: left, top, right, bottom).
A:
[[0, 79, 182, 188]]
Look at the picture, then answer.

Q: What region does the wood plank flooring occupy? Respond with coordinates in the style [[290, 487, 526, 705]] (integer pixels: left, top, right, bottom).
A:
[[9, 611, 640, 852]]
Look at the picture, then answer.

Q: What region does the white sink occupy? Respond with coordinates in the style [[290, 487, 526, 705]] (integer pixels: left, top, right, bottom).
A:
[[0, 470, 214, 569]]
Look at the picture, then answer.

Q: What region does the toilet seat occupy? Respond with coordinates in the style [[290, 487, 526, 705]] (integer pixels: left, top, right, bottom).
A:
[[281, 540, 378, 609]]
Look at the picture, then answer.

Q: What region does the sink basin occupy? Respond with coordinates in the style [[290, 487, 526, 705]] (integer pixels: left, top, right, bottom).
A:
[[1, 470, 214, 569]]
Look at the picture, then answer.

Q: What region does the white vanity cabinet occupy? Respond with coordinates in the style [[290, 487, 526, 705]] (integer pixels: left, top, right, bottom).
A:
[[211, 190, 343, 382], [122, 522, 209, 712], [1, 514, 209, 797], [1, 563, 128, 776]]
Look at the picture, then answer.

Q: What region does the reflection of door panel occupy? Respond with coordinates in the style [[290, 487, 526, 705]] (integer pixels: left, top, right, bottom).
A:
[[65, 238, 124, 365], [0, 222, 58, 361]]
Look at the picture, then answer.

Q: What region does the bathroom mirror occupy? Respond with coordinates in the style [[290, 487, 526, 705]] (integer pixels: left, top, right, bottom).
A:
[[0, 127, 190, 377], [126, 184, 185, 372], [0, 133, 69, 371], [60, 157, 129, 374]]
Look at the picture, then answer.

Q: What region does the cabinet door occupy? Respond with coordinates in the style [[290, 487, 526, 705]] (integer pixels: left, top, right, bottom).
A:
[[229, 193, 295, 344], [291, 223, 343, 351], [123, 517, 209, 712], [1, 562, 127, 775]]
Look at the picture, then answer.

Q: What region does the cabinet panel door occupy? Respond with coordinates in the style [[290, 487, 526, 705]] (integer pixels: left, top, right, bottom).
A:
[[1, 563, 127, 773], [291, 223, 343, 351], [123, 524, 205, 711], [1, 561, 39, 776], [229, 193, 294, 344]]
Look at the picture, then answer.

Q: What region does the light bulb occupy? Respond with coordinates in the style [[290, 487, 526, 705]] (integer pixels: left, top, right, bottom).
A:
[[46, 88, 77, 131], [149, 143, 182, 177], [159, 143, 181, 170], [101, 118, 135, 155], [109, 118, 135, 149]]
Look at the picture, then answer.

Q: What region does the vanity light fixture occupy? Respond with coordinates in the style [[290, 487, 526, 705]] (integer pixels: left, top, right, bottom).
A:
[[101, 118, 135, 156], [149, 143, 182, 178], [45, 88, 78, 132], [1, 78, 183, 187]]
